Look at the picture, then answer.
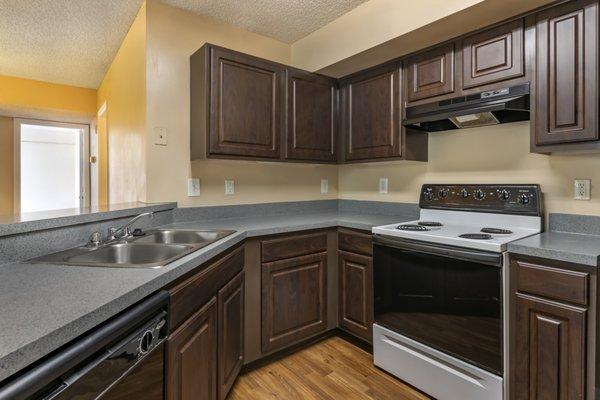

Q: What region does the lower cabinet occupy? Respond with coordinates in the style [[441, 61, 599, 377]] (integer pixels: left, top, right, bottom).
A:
[[338, 250, 373, 343], [510, 256, 592, 400], [166, 298, 218, 400], [261, 252, 328, 353], [218, 271, 245, 400], [166, 247, 245, 400]]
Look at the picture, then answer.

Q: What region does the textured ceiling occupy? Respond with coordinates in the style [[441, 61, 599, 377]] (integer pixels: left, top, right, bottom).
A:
[[161, 0, 367, 43], [0, 0, 366, 89], [0, 0, 144, 89]]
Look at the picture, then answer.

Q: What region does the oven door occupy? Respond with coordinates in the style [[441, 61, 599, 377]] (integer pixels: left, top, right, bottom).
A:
[[373, 234, 503, 375]]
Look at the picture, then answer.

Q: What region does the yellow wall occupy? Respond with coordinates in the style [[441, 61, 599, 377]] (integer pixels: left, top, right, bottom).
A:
[[143, 0, 338, 206], [0, 75, 96, 121], [97, 2, 148, 204], [0, 116, 13, 215], [339, 122, 600, 216]]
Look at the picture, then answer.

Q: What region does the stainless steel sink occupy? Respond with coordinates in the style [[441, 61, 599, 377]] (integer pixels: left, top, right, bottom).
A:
[[133, 229, 235, 245], [66, 243, 193, 268], [30, 229, 235, 269]]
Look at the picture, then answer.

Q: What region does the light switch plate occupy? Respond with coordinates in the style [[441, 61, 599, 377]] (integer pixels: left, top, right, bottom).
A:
[[187, 178, 200, 197], [154, 127, 168, 146], [225, 180, 235, 195], [321, 179, 329, 194], [574, 179, 591, 200], [379, 178, 389, 194]]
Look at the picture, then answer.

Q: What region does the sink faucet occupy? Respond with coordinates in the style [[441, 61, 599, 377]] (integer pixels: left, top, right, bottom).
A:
[[108, 212, 154, 241]]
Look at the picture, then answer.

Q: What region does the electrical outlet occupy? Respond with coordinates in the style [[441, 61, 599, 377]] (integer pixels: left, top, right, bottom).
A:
[[187, 178, 200, 197], [225, 180, 235, 195], [379, 178, 389, 194], [574, 179, 591, 200], [321, 179, 328, 194], [153, 127, 168, 146]]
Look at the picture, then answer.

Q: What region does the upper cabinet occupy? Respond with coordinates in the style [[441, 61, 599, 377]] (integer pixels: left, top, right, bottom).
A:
[[191, 45, 284, 160], [459, 19, 525, 90], [405, 43, 455, 103], [285, 69, 337, 162], [532, 0, 599, 151], [339, 63, 428, 162]]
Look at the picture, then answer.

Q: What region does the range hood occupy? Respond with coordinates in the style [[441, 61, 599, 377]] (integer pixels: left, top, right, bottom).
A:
[[403, 83, 530, 132]]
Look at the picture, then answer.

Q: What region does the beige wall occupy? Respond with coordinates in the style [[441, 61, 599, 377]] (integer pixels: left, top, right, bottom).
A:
[[97, 3, 148, 204], [339, 122, 600, 216], [0, 116, 13, 215], [144, 0, 337, 206]]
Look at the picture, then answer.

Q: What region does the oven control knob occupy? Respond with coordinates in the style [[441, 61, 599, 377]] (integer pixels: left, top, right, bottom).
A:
[[474, 189, 485, 200], [438, 189, 449, 199], [424, 188, 434, 200], [140, 331, 153, 354], [498, 189, 510, 201], [460, 188, 469, 198], [518, 194, 530, 205]]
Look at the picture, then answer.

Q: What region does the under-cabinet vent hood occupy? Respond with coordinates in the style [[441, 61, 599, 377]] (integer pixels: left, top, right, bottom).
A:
[[403, 83, 530, 132]]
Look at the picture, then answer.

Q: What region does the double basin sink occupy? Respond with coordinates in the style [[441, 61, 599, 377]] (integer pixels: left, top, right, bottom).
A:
[[32, 229, 235, 269]]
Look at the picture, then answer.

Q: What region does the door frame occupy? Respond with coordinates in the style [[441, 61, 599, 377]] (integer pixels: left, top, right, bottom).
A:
[[13, 118, 91, 213]]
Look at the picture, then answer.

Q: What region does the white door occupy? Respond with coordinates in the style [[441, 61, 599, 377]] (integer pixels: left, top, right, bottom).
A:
[[15, 119, 90, 213]]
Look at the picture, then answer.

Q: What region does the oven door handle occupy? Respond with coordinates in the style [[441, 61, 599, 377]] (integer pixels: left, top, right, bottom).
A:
[[373, 234, 503, 266]]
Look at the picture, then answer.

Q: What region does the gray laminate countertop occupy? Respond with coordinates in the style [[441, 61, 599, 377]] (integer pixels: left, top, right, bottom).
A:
[[0, 211, 411, 382], [508, 231, 600, 267]]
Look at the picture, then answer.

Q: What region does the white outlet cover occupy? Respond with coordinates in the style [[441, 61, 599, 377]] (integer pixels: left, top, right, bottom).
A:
[[187, 178, 200, 197], [574, 179, 591, 200], [379, 178, 389, 194], [154, 127, 168, 146], [321, 179, 329, 194], [225, 180, 235, 195]]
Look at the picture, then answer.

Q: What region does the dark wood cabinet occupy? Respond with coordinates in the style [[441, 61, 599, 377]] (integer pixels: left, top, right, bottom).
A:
[[513, 292, 586, 400], [340, 65, 402, 161], [166, 297, 218, 400], [405, 43, 455, 103], [460, 19, 525, 89], [191, 44, 284, 159], [338, 250, 373, 343], [533, 0, 598, 148], [285, 69, 337, 162], [217, 271, 244, 400], [261, 252, 327, 353], [510, 256, 595, 400]]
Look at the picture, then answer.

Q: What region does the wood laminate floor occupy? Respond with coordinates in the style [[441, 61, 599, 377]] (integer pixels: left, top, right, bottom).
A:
[[228, 336, 433, 400]]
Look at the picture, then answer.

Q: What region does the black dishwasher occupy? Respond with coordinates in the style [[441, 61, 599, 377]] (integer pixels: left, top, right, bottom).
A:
[[0, 291, 169, 400]]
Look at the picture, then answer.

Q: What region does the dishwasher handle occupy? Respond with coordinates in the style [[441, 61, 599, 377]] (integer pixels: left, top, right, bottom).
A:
[[0, 291, 169, 400]]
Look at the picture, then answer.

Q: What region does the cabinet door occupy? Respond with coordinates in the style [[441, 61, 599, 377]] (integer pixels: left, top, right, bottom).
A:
[[262, 252, 327, 353], [461, 19, 525, 89], [341, 66, 401, 161], [534, 0, 598, 146], [405, 43, 455, 102], [285, 69, 337, 162], [513, 293, 586, 400], [338, 250, 373, 343], [208, 46, 283, 158], [167, 298, 218, 400], [218, 272, 244, 400]]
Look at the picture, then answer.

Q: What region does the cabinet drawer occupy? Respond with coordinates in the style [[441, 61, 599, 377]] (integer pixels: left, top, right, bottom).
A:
[[169, 246, 244, 329], [261, 231, 327, 262], [338, 228, 372, 256], [515, 260, 589, 306]]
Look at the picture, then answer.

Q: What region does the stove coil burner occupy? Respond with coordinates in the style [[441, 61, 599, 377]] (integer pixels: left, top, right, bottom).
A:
[[459, 233, 493, 240], [481, 228, 513, 235], [397, 224, 429, 231], [417, 221, 443, 227]]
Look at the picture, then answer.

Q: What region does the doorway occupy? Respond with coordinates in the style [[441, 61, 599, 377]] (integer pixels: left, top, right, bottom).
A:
[[14, 119, 90, 213]]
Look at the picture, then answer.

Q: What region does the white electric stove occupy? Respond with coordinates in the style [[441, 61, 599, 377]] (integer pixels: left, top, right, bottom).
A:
[[371, 184, 543, 400]]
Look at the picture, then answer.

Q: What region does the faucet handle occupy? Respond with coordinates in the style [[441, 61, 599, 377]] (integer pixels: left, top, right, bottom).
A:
[[88, 232, 102, 247]]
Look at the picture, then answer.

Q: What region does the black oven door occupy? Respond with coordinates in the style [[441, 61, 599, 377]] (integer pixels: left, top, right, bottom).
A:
[[373, 234, 503, 375]]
